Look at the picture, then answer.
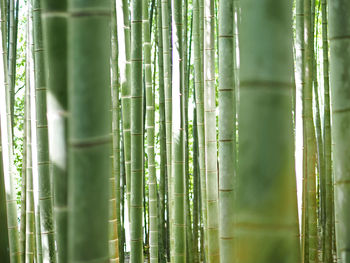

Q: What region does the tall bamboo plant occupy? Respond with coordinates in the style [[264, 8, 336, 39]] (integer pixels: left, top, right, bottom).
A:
[[321, 0, 333, 261], [193, 0, 207, 260], [157, 0, 167, 260], [328, 0, 350, 261], [0, 1, 20, 260], [67, 0, 112, 262], [110, 1, 120, 262], [144, 0, 158, 262], [130, 0, 144, 261], [40, 0, 68, 261], [218, 0, 235, 261], [32, 0, 56, 260], [25, 68, 35, 263], [204, 0, 219, 261], [234, 1, 300, 262], [171, 0, 186, 262]]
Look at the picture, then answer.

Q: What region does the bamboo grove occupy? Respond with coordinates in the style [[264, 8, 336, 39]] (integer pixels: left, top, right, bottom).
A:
[[0, 0, 349, 262]]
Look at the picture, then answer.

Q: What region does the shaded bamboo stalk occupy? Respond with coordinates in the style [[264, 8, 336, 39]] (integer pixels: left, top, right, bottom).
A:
[[110, 1, 120, 262], [157, 0, 167, 260], [40, 0, 68, 262], [171, 0, 186, 261], [0, 0, 20, 260], [67, 0, 112, 262], [328, 0, 350, 261], [130, 0, 144, 261], [218, 0, 235, 261]]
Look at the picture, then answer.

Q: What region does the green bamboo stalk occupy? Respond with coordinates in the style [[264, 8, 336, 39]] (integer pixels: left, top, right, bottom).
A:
[[328, 0, 350, 261], [118, 0, 132, 218], [32, 0, 56, 260], [321, 0, 333, 261], [304, 0, 318, 261], [296, 0, 308, 261], [160, 0, 173, 257], [171, 0, 186, 262], [27, 3, 43, 261], [0, 124, 10, 263], [130, 0, 143, 261], [0, 1, 20, 260], [25, 68, 35, 263], [157, 0, 167, 260], [143, 0, 158, 262], [120, 115, 126, 263], [111, 1, 120, 262], [40, 0, 68, 261], [183, 4, 194, 263], [8, 0, 15, 128], [193, 0, 207, 260], [204, 0, 219, 261], [218, 0, 235, 261], [193, 105, 199, 263], [234, 0, 300, 262], [67, 0, 112, 262], [20, 94, 27, 263]]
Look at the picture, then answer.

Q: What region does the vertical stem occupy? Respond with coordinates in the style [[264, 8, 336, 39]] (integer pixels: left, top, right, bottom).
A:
[[328, 0, 350, 261], [160, 0, 173, 258], [218, 0, 235, 261], [130, 0, 143, 261], [0, 126, 10, 263], [25, 67, 35, 263], [119, 0, 132, 220], [193, 0, 207, 260], [67, 0, 112, 262], [304, 0, 317, 261], [235, 0, 300, 262], [193, 105, 199, 263], [157, 0, 167, 260], [0, 0, 20, 261], [40, 0, 68, 261], [171, 0, 186, 262], [204, 0, 219, 261], [144, 0, 158, 261], [111, 1, 120, 262], [320, 0, 333, 261]]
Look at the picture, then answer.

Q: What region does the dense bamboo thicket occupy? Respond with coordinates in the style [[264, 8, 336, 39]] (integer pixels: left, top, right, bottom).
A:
[[0, 0, 349, 263]]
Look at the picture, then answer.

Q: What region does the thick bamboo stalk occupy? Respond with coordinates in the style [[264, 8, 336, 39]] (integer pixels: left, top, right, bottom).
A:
[[130, 0, 143, 261], [67, 0, 112, 262], [171, 0, 186, 262], [304, 0, 318, 262], [40, 0, 68, 261], [234, 1, 300, 262], [160, 0, 173, 258], [204, 0, 219, 261], [32, 0, 56, 260], [0, 1, 20, 260], [193, 0, 207, 260], [328, 0, 350, 261], [218, 0, 235, 261]]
